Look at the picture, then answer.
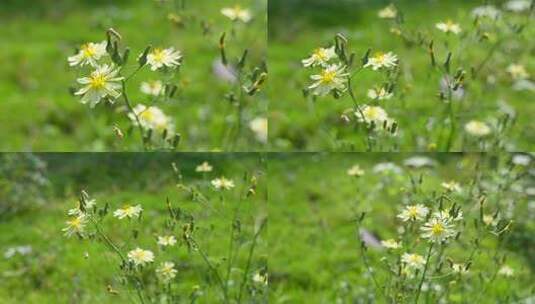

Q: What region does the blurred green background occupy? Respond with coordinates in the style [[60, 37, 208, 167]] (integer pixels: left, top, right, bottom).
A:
[[0, 0, 267, 151], [268, 0, 535, 151]]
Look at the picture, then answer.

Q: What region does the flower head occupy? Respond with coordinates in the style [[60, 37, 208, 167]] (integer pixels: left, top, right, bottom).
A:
[[249, 117, 268, 144], [465, 120, 491, 137], [221, 5, 252, 23], [401, 253, 426, 270], [504, 0, 531, 12], [355, 105, 394, 129], [452, 263, 469, 274], [158, 235, 177, 247], [472, 5, 501, 19], [75, 64, 124, 107], [378, 4, 397, 19], [441, 181, 462, 192], [498, 265, 514, 277], [140, 80, 164, 96], [302, 46, 337, 68], [129, 104, 175, 136], [113, 204, 143, 220], [62, 215, 87, 237], [506, 64, 529, 80], [436, 20, 462, 34], [367, 87, 393, 100], [420, 212, 456, 243], [156, 262, 178, 282], [68, 41, 107, 67], [147, 47, 182, 71], [252, 272, 268, 285], [211, 177, 235, 190], [364, 52, 398, 70], [308, 64, 349, 96], [196, 161, 213, 173], [381, 239, 402, 249], [398, 204, 429, 222], [127, 248, 154, 266], [347, 165, 365, 177]]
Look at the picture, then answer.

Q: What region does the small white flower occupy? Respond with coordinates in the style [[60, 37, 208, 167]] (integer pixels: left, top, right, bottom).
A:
[[156, 262, 178, 282], [347, 165, 365, 177], [401, 253, 426, 270], [62, 215, 87, 237], [373, 162, 403, 174], [75, 64, 124, 107], [398, 204, 429, 222], [420, 212, 456, 243], [147, 47, 182, 71], [302, 46, 337, 68], [158, 235, 177, 247], [308, 64, 349, 96], [367, 87, 393, 100], [506, 64, 529, 80], [436, 20, 462, 34], [113, 204, 143, 220], [403, 156, 435, 168], [512, 154, 531, 166], [252, 272, 268, 285], [364, 52, 398, 70], [378, 4, 397, 19], [140, 80, 164, 96], [472, 5, 501, 19], [128, 248, 154, 266], [129, 104, 175, 136], [68, 41, 108, 67], [498, 265, 514, 277], [483, 214, 499, 226], [221, 5, 252, 23], [211, 177, 235, 190], [249, 117, 268, 144], [381, 239, 402, 249], [355, 105, 394, 129], [504, 0, 531, 12], [196, 161, 213, 173], [452, 263, 469, 274], [441, 181, 462, 192], [465, 120, 492, 137]]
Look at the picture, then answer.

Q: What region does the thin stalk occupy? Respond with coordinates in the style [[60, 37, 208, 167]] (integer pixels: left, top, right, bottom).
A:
[[237, 218, 267, 303], [414, 243, 434, 304], [122, 80, 147, 151]]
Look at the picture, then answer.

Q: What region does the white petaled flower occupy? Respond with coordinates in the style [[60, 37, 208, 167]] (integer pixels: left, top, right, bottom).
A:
[[308, 64, 349, 96], [364, 52, 398, 70], [378, 4, 397, 19], [211, 177, 235, 190], [506, 64, 529, 80], [302, 46, 337, 68], [67, 199, 96, 216], [252, 272, 268, 285], [157, 235, 177, 247], [196, 161, 213, 173], [140, 80, 164, 96], [355, 105, 394, 129], [367, 87, 393, 100], [504, 0, 531, 12], [512, 154, 531, 166], [465, 120, 492, 137], [249, 117, 268, 144], [129, 104, 175, 136], [62, 215, 87, 237], [436, 20, 462, 34], [472, 5, 501, 19], [221, 5, 252, 23], [156, 262, 178, 282], [441, 181, 462, 192], [437, 210, 463, 222], [68, 41, 108, 67], [381, 239, 402, 249], [75, 64, 124, 107], [498, 265, 514, 277], [127, 248, 154, 266], [347, 165, 365, 177], [483, 214, 499, 226], [420, 212, 456, 243], [147, 47, 182, 71], [113, 204, 143, 220], [398, 204, 429, 222], [452, 263, 469, 274], [401, 253, 426, 270], [373, 162, 403, 174]]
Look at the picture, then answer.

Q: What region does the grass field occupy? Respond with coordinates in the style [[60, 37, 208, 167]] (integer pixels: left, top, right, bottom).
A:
[[268, 0, 535, 152], [0, 153, 267, 303], [0, 0, 267, 151]]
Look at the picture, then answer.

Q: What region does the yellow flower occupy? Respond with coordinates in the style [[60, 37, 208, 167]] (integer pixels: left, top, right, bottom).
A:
[[465, 120, 491, 137], [62, 215, 87, 237], [249, 117, 268, 144], [221, 5, 252, 23], [129, 104, 175, 136], [147, 47, 182, 71], [436, 20, 462, 34], [127, 248, 154, 266], [381, 239, 402, 249], [308, 64, 349, 96], [420, 212, 456, 243], [113, 204, 143, 220], [302, 46, 337, 68], [398, 204, 429, 222], [211, 177, 235, 190], [378, 4, 397, 19], [364, 52, 398, 70], [75, 64, 124, 107], [156, 262, 178, 282], [367, 87, 393, 100], [402, 253, 425, 270], [157, 235, 177, 247], [68, 41, 108, 67], [140, 80, 164, 96], [196, 161, 213, 173], [506, 64, 529, 80], [441, 181, 462, 192]]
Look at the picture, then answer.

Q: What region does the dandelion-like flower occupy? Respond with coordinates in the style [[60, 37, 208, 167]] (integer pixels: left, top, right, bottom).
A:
[[211, 177, 235, 190], [436, 20, 462, 34], [75, 64, 124, 107], [506, 64, 529, 80], [498, 265, 514, 277], [465, 120, 491, 137], [441, 181, 462, 192], [140, 80, 164, 96], [249, 117, 268, 144], [113, 204, 143, 220], [420, 212, 456, 243], [367, 87, 393, 100], [347, 165, 365, 177], [398, 204, 429, 222], [67, 199, 96, 216], [221, 5, 252, 23], [129, 104, 175, 136], [381, 239, 402, 249], [156, 262, 178, 282], [157, 235, 177, 247], [355, 105, 393, 128], [68, 41, 108, 67], [196, 161, 213, 173], [147, 47, 182, 71], [127, 248, 154, 266], [401, 253, 426, 270], [378, 4, 397, 19], [302, 46, 337, 68], [308, 64, 349, 96], [364, 52, 398, 70], [62, 215, 87, 237]]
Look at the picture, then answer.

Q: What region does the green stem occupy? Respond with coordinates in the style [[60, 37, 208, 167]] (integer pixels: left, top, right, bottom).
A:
[[237, 218, 267, 303], [415, 243, 434, 304], [122, 81, 147, 151]]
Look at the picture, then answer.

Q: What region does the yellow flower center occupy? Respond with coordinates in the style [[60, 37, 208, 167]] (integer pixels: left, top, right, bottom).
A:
[[152, 49, 165, 63], [313, 49, 327, 61], [431, 222, 445, 235], [69, 217, 81, 228], [375, 52, 386, 63], [140, 110, 155, 121], [82, 44, 96, 58], [89, 74, 106, 89], [320, 70, 336, 84], [365, 107, 381, 120]]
